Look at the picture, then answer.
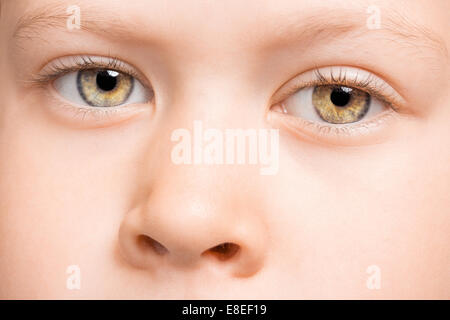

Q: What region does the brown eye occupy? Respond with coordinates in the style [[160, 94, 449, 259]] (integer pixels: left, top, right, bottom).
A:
[[312, 85, 370, 124]]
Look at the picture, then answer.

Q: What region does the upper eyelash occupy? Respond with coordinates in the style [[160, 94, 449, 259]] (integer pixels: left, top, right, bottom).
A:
[[275, 68, 403, 113], [30, 55, 142, 86], [32, 60, 401, 115], [314, 68, 398, 110], [25, 56, 152, 121]]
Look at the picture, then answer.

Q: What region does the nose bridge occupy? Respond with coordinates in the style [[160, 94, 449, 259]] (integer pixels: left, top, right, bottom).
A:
[[166, 51, 259, 125]]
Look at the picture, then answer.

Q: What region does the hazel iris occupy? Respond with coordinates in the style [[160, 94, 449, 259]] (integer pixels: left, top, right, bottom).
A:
[[77, 69, 134, 107], [312, 85, 370, 124]]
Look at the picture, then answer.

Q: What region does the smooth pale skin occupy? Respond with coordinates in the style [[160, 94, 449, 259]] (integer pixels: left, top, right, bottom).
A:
[[0, 0, 449, 299]]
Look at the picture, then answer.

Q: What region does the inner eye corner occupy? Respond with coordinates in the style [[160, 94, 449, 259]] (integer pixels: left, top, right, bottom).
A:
[[269, 103, 287, 114]]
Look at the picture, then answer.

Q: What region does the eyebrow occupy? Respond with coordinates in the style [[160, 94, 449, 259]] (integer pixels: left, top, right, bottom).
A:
[[12, 2, 449, 62], [13, 2, 136, 41], [381, 12, 448, 61], [262, 8, 448, 62]]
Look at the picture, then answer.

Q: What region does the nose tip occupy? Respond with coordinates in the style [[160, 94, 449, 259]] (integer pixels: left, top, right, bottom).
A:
[[118, 206, 266, 278]]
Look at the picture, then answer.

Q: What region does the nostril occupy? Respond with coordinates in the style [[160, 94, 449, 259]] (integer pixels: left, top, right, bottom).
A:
[[137, 235, 169, 256], [203, 242, 240, 261]]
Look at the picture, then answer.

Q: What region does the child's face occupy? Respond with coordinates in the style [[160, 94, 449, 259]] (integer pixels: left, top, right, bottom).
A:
[[0, 0, 449, 299]]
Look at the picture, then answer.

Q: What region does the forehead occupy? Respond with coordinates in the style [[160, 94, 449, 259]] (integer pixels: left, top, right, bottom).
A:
[[7, 0, 448, 68], [8, 0, 448, 42], [2, 0, 448, 84]]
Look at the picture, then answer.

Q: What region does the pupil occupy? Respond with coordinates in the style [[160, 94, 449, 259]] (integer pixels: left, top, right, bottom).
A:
[[96, 70, 118, 91], [330, 87, 351, 107]]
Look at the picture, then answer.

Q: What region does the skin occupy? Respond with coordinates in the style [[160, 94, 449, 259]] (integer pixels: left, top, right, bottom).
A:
[[0, 0, 449, 299]]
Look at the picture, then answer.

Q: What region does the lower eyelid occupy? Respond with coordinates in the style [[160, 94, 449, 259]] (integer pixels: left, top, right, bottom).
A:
[[41, 85, 151, 129], [267, 108, 401, 147], [37, 55, 150, 86]]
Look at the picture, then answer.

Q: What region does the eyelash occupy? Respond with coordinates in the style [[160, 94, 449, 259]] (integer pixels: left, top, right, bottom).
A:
[[31, 58, 402, 139], [32, 55, 143, 85], [272, 68, 402, 113], [269, 67, 406, 144], [29, 56, 152, 124], [34, 58, 397, 110]]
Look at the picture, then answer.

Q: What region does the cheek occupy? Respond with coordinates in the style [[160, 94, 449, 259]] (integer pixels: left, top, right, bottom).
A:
[[0, 102, 151, 297], [357, 142, 450, 297], [266, 126, 450, 298]]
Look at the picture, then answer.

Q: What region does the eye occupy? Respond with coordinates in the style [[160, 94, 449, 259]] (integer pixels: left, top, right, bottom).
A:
[[282, 84, 385, 124], [54, 68, 149, 107], [269, 67, 406, 145]]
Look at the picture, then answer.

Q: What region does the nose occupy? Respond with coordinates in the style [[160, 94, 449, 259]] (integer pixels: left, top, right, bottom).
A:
[[118, 180, 267, 278]]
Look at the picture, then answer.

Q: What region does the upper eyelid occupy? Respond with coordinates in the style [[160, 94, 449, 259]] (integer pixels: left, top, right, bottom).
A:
[[270, 66, 407, 112], [35, 58, 405, 114], [33, 55, 152, 89]]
